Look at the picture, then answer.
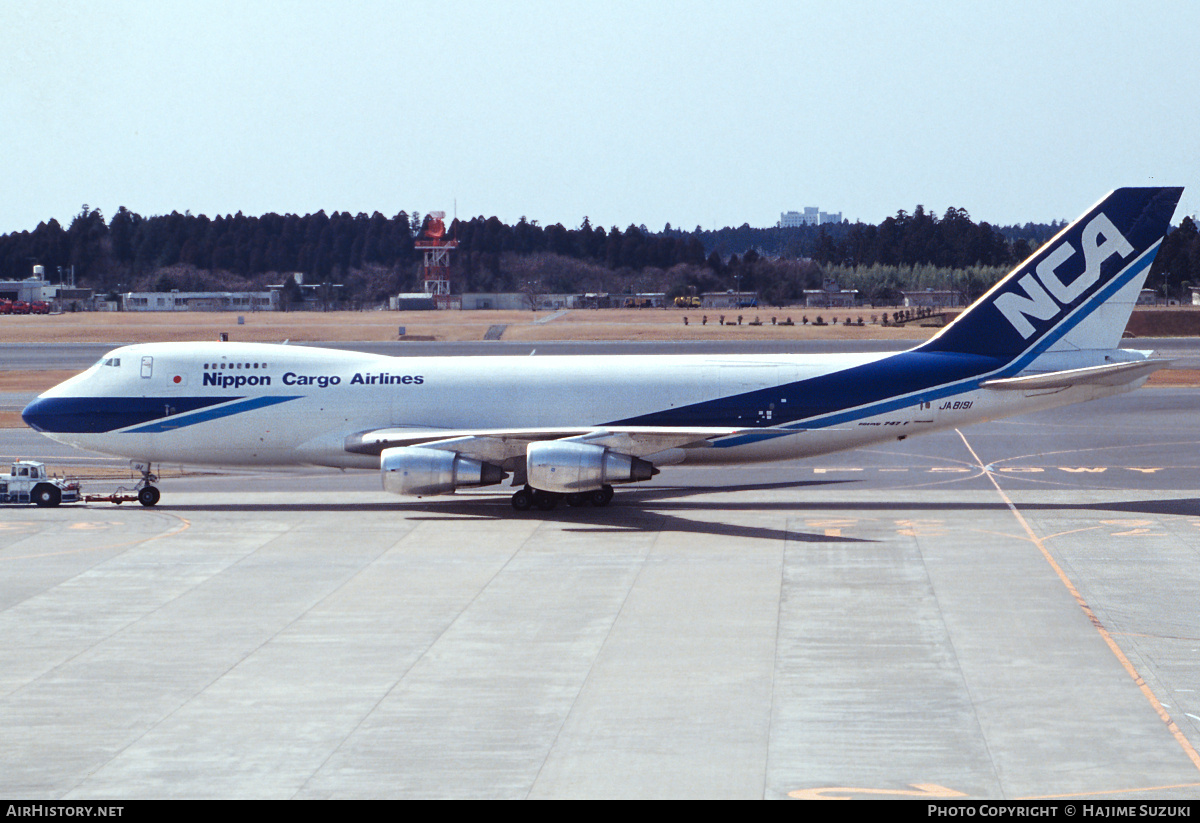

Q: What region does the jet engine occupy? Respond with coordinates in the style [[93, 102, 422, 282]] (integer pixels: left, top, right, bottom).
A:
[[526, 441, 656, 494], [381, 446, 506, 496]]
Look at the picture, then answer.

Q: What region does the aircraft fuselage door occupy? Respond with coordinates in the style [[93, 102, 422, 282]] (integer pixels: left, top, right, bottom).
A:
[[141, 356, 153, 378]]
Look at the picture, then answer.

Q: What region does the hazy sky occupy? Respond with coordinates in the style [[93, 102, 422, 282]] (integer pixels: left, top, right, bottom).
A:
[[3, 1, 1197, 235]]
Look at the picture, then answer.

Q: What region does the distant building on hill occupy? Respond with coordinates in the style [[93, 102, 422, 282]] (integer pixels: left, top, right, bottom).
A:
[[780, 207, 842, 228]]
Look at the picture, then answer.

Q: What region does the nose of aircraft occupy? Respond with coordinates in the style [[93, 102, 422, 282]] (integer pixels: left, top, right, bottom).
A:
[[21, 396, 92, 433], [22, 396, 58, 432]]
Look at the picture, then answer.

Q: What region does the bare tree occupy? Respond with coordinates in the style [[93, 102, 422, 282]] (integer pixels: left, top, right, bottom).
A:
[[521, 277, 544, 312]]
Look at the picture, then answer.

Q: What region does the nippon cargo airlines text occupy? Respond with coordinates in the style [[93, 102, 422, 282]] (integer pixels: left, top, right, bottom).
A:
[[202, 370, 424, 389]]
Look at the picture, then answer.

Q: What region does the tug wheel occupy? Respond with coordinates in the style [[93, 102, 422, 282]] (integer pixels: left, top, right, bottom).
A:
[[32, 484, 61, 507]]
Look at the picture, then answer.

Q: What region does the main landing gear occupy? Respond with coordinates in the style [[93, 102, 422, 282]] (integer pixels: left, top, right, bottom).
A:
[[510, 484, 614, 511]]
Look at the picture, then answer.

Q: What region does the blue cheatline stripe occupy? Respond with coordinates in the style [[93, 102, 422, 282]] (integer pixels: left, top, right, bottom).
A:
[[123, 395, 302, 433], [674, 244, 1162, 450], [22, 395, 239, 433]]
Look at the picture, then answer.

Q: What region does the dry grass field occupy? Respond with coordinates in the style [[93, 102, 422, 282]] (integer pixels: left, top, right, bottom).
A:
[[0, 308, 939, 344], [4, 306, 1195, 345]]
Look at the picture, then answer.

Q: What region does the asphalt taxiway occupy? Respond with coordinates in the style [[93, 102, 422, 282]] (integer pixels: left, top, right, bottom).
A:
[[1, 366, 1199, 798]]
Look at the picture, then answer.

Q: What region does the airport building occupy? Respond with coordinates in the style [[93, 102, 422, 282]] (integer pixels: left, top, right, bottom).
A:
[[701, 291, 759, 309], [803, 288, 858, 308], [0, 265, 91, 309], [459, 293, 581, 311], [803, 278, 859, 308], [0, 276, 55, 303], [900, 289, 965, 308], [120, 291, 279, 312], [1137, 288, 1169, 306]]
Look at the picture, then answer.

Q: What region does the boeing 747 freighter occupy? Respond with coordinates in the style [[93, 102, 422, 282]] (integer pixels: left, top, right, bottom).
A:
[[22, 187, 1183, 510]]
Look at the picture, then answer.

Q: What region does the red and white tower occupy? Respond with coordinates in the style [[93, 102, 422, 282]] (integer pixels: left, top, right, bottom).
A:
[[414, 212, 458, 308]]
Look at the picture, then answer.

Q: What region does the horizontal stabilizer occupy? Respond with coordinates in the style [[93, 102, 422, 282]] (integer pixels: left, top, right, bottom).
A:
[[979, 359, 1172, 391]]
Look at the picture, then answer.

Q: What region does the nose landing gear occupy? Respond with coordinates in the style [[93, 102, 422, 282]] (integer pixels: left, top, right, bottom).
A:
[[134, 463, 160, 507]]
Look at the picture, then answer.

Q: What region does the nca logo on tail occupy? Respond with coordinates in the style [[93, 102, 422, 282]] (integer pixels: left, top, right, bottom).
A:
[[994, 213, 1134, 339]]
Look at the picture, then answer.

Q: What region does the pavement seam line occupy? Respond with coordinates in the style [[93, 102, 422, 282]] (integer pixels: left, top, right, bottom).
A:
[[57, 516, 305, 795], [762, 518, 793, 799], [909, 511, 1006, 795], [0, 512, 193, 701], [293, 516, 538, 798], [524, 513, 665, 798], [955, 428, 1200, 777]]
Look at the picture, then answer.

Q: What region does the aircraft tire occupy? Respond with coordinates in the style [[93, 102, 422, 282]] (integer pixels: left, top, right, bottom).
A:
[[589, 485, 614, 507], [138, 486, 161, 507], [32, 484, 61, 507], [533, 490, 560, 511], [511, 487, 533, 511]]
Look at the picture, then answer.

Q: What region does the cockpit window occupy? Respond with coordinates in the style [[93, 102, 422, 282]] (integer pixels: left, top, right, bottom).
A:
[[99, 357, 121, 367]]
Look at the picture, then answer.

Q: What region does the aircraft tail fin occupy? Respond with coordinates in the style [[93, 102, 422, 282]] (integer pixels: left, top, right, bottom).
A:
[[917, 187, 1182, 358]]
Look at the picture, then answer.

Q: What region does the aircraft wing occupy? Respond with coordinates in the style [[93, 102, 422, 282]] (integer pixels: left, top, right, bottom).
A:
[[979, 359, 1172, 391], [344, 425, 784, 462]]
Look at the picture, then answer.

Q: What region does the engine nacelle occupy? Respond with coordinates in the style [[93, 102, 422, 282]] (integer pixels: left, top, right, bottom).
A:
[[381, 446, 506, 496], [526, 441, 656, 493]]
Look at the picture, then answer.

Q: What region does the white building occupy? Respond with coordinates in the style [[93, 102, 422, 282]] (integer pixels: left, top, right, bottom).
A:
[[901, 290, 965, 308], [701, 291, 759, 309], [459, 293, 580, 310], [0, 277, 54, 302], [803, 289, 858, 308], [121, 291, 279, 311], [780, 207, 842, 227]]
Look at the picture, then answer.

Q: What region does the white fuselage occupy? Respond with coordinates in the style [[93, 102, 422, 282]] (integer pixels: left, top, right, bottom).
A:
[[26, 341, 1144, 474]]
